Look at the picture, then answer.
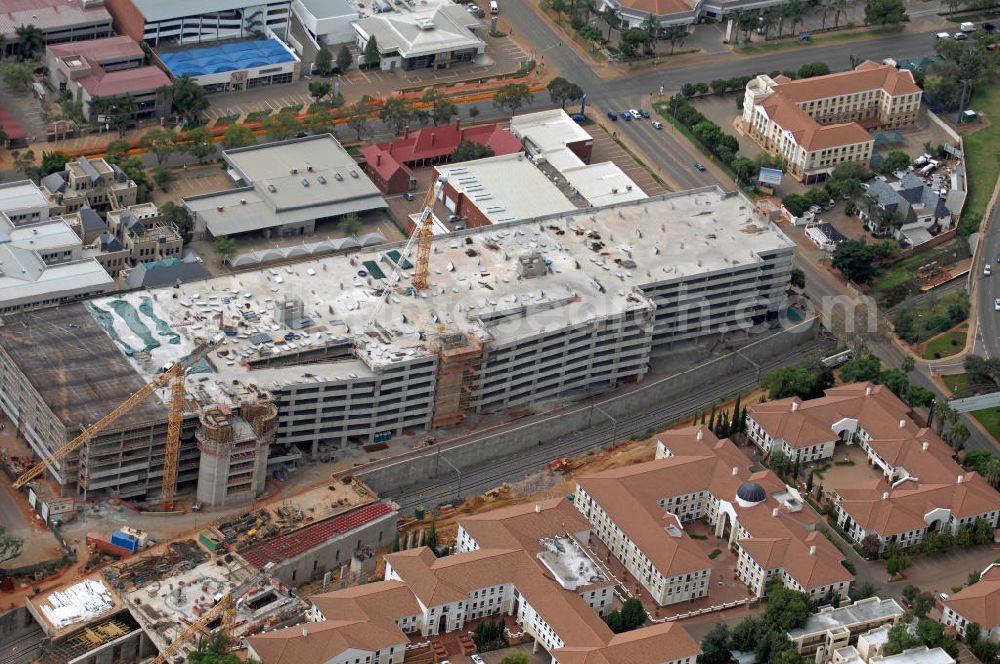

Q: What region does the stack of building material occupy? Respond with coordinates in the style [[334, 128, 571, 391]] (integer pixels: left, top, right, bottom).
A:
[[40, 579, 115, 629]]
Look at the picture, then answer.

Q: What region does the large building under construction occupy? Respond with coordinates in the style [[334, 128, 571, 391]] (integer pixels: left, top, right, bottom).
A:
[[0, 186, 794, 500]]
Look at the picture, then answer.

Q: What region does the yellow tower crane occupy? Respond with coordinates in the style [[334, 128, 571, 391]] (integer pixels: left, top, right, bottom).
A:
[[13, 336, 224, 512]]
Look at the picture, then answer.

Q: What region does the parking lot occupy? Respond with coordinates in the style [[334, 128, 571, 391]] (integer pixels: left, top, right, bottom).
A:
[[151, 168, 235, 206], [588, 124, 668, 197]]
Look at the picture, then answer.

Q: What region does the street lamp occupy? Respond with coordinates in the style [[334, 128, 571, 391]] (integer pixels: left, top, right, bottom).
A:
[[590, 405, 619, 449]]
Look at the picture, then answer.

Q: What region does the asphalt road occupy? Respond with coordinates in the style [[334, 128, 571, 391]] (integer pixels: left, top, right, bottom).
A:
[[973, 198, 1000, 359], [500, 1, 945, 189]]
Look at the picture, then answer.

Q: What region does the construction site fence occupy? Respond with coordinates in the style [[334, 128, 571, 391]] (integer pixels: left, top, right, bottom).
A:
[[0, 458, 77, 578]]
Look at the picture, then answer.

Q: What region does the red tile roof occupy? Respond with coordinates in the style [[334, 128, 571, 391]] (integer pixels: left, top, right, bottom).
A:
[[76, 65, 170, 97], [0, 105, 27, 141], [360, 120, 523, 182], [241, 502, 394, 567], [47, 35, 142, 62]]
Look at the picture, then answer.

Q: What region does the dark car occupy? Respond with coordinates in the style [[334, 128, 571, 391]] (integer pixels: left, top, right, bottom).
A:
[[638, 109, 650, 118], [403, 192, 415, 201], [620, 111, 631, 121], [570, 113, 586, 123], [607, 111, 618, 121], [694, 162, 706, 171], [984, 22, 997, 33]]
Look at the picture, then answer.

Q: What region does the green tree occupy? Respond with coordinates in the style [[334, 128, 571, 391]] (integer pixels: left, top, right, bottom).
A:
[[362, 36, 381, 68], [15, 24, 44, 60], [762, 366, 825, 399], [153, 164, 174, 191], [39, 151, 69, 176], [840, 356, 882, 382], [493, 82, 533, 115], [184, 126, 216, 163], [346, 100, 374, 140], [340, 212, 361, 237], [700, 623, 732, 664], [547, 76, 584, 108], [782, 193, 811, 217], [865, 0, 906, 26], [60, 98, 85, 124], [165, 75, 210, 125], [309, 80, 332, 103], [3, 61, 33, 91], [106, 154, 153, 202], [160, 200, 193, 243], [336, 44, 353, 73], [662, 25, 689, 53], [499, 654, 529, 664], [798, 62, 831, 78], [141, 127, 180, 165], [620, 597, 646, 631], [832, 239, 879, 283], [314, 46, 334, 76], [605, 609, 623, 633], [214, 236, 237, 255], [221, 124, 256, 149], [768, 450, 791, 475], [420, 89, 457, 127], [262, 111, 302, 141], [105, 138, 132, 157], [971, 640, 998, 664], [884, 622, 923, 656], [452, 140, 495, 162], [790, 267, 805, 289], [882, 151, 911, 174], [732, 156, 758, 185], [380, 96, 415, 135], [10, 148, 35, 173]]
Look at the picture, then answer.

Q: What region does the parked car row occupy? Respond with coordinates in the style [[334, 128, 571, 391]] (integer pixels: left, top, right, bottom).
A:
[[607, 108, 651, 121]]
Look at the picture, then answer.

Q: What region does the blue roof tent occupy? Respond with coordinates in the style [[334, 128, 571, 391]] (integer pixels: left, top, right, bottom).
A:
[[159, 39, 297, 78], [758, 167, 783, 186]]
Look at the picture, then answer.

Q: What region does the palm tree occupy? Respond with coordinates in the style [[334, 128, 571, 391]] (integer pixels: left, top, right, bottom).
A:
[[831, 0, 848, 28], [818, 3, 830, 29], [662, 25, 689, 53], [15, 24, 44, 61], [760, 11, 778, 38], [604, 6, 622, 40], [983, 457, 1000, 488], [641, 14, 659, 54], [783, 0, 805, 36]]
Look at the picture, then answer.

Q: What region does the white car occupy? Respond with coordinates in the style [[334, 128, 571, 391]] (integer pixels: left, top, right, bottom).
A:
[[471, 656, 486, 664], [629, 109, 642, 120], [994, 298, 1000, 311], [986, 264, 992, 276], [939, 592, 950, 601], [467, 3, 480, 12]]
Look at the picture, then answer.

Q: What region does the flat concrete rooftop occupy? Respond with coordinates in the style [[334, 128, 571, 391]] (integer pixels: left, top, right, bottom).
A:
[[788, 598, 904, 639], [10, 187, 791, 412]]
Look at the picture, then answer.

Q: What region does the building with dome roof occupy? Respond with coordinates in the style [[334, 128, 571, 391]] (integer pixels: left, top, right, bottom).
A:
[[573, 425, 854, 605]]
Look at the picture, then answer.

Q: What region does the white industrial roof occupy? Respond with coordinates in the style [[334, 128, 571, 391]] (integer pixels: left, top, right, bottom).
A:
[[0, 180, 49, 216], [562, 162, 647, 208], [510, 109, 592, 161], [1, 215, 82, 253], [354, 4, 484, 59], [0, 250, 113, 308], [437, 153, 577, 224]]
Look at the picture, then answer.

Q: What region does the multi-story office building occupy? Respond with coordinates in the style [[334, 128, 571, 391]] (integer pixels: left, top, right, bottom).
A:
[[247, 498, 704, 664], [40, 156, 138, 216], [942, 562, 1000, 643], [786, 597, 904, 655], [577, 426, 854, 604], [101, 0, 291, 46], [742, 62, 922, 181], [0, 180, 50, 226], [46, 36, 170, 123], [106, 203, 184, 267], [748, 382, 1000, 553], [1, 0, 112, 54]]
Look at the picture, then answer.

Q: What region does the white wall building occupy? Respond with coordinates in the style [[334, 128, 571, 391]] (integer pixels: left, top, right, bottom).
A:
[[290, 0, 358, 45], [942, 562, 1000, 644]]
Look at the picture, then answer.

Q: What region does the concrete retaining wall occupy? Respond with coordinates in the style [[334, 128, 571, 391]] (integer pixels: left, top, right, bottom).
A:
[[359, 320, 819, 500]]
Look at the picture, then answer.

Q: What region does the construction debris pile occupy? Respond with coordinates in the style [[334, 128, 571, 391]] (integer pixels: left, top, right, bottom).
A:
[[39, 580, 115, 629], [103, 540, 207, 593]]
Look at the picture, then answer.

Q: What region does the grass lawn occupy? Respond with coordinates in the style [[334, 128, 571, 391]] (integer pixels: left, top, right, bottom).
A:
[[971, 407, 1000, 443], [960, 81, 1000, 232], [280, 104, 303, 115], [243, 110, 273, 124], [942, 372, 973, 397], [921, 323, 968, 359], [872, 241, 961, 291], [213, 114, 239, 128]]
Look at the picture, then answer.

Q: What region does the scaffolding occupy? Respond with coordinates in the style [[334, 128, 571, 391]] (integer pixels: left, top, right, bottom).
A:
[[431, 333, 483, 428]]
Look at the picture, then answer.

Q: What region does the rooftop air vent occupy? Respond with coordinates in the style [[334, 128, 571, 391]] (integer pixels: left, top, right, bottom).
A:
[[350, 170, 359, 178], [335, 173, 344, 181], [267, 184, 277, 192], [302, 178, 310, 187], [317, 175, 327, 184]]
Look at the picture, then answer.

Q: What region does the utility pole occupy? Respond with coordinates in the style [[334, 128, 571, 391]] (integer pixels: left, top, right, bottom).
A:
[[591, 405, 618, 449], [440, 454, 462, 502]]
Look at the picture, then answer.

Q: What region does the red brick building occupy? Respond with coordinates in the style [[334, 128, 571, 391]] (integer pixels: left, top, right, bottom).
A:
[[360, 119, 523, 195]]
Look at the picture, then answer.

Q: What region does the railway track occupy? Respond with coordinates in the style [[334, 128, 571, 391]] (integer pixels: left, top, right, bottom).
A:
[[391, 337, 833, 510]]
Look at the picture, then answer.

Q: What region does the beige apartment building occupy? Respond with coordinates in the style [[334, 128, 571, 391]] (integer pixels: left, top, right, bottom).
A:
[[742, 62, 922, 182], [41, 156, 138, 216], [106, 203, 183, 267]]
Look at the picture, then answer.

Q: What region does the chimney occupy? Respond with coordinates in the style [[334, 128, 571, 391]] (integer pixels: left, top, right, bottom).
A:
[[732, 466, 739, 476], [535, 504, 541, 513], [922, 441, 929, 451], [882, 491, 889, 500], [899, 419, 906, 429], [696, 429, 704, 441], [809, 545, 816, 555], [403, 125, 410, 139], [376, 153, 381, 166], [455, 118, 461, 130], [302, 627, 308, 637], [431, 133, 436, 147], [957, 474, 964, 484], [865, 386, 872, 396], [772, 507, 780, 517], [791, 401, 799, 412]]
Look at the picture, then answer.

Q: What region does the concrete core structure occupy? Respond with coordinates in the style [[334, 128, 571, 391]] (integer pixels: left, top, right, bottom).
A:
[[196, 398, 278, 506]]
